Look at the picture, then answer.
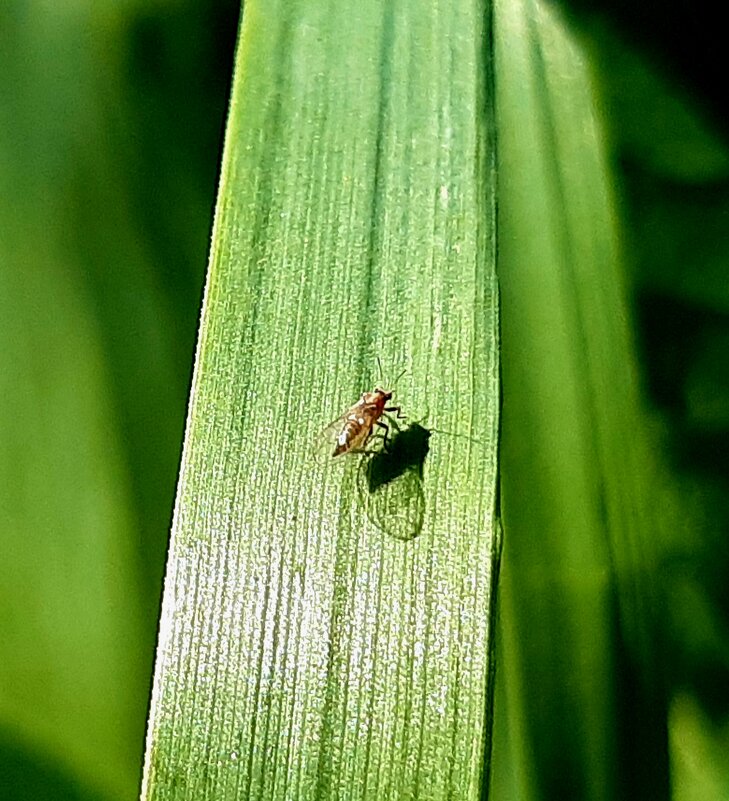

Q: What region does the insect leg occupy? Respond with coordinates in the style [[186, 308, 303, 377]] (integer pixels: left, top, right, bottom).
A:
[[350, 446, 382, 456], [385, 405, 407, 429], [375, 418, 391, 450]]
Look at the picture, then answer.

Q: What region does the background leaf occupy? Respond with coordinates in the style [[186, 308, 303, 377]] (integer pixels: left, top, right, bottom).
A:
[[491, 1, 729, 799], [491, 0, 668, 797], [0, 2, 237, 799]]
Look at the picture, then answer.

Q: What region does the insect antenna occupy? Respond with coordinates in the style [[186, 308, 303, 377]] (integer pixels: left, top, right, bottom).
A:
[[375, 355, 406, 391], [390, 367, 406, 389]]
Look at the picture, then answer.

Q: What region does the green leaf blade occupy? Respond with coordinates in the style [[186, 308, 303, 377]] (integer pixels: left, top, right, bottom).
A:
[[142, 1, 500, 800]]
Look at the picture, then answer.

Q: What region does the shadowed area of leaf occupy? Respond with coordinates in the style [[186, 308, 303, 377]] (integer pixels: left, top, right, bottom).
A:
[[364, 422, 432, 492]]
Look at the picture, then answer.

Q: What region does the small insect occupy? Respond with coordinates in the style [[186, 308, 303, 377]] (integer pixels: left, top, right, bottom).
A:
[[328, 385, 405, 457], [315, 367, 426, 540], [313, 359, 406, 459], [316, 364, 483, 541]]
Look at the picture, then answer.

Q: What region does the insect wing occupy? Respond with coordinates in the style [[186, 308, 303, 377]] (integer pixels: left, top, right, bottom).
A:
[[313, 397, 383, 462], [312, 412, 348, 462]]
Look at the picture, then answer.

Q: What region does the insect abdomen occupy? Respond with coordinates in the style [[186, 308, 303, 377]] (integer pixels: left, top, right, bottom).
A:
[[333, 415, 369, 456]]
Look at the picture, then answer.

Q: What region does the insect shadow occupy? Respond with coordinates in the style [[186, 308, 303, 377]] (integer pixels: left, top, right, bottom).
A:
[[356, 421, 432, 541], [364, 422, 432, 492]]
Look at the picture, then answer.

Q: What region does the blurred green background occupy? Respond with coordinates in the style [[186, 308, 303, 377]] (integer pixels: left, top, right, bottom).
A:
[[1, 2, 239, 799], [1, 1, 727, 800]]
